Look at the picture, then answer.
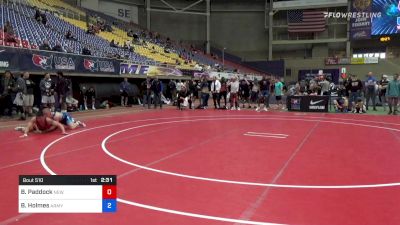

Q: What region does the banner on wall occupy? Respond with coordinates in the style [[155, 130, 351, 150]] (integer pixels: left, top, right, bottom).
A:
[[350, 0, 372, 40], [298, 69, 340, 84], [325, 57, 378, 65], [208, 72, 263, 81], [0, 47, 120, 74], [119, 63, 183, 76]]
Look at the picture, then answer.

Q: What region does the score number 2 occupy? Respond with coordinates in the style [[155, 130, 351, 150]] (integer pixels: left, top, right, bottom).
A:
[[102, 185, 117, 213]]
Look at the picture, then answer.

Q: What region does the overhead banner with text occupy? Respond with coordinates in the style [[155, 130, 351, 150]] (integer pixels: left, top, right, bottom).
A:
[[350, 0, 372, 40], [0, 46, 119, 74], [119, 63, 183, 76]]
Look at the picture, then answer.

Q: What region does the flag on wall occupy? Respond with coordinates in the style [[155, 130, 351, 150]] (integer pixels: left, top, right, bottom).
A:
[[287, 10, 326, 33]]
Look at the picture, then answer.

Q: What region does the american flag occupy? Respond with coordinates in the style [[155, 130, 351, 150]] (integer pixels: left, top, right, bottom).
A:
[[287, 10, 326, 33]]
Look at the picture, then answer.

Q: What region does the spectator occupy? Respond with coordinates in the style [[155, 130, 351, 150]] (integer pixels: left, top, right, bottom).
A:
[[346, 74, 363, 110], [318, 75, 330, 96], [3, 21, 14, 36], [352, 98, 366, 114], [168, 79, 177, 105], [177, 85, 192, 110], [66, 95, 79, 111], [274, 77, 284, 110], [387, 74, 400, 115], [41, 12, 47, 26], [13, 73, 26, 120], [119, 78, 131, 107], [52, 41, 64, 52], [141, 78, 152, 109], [379, 74, 389, 111], [228, 76, 240, 110], [3, 21, 16, 43], [87, 25, 95, 35], [82, 46, 91, 55], [0, 71, 16, 117], [365, 72, 377, 111], [199, 77, 210, 109], [110, 39, 118, 48], [256, 75, 270, 112], [34, 9, 42, 22], [55, 71, 68, 111], [239, 76, 250, 109], [84, 87, 96, 110], [40, 73, 55, 110], [22, 72, 35, 117], [39, 40, 51, 51], [65, 30, 75, 40], [334, 96, 349, 113], [188, 78, 197, 107], [210, 77, 221, 109], [151, 77, 163, 109]]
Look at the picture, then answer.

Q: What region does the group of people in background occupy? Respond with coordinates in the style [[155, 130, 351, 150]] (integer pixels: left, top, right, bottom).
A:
[[161, 75, 285, 111], [3, 71, 400, 122], [289, 72, 400, 115], [341, 72, 400, 115]]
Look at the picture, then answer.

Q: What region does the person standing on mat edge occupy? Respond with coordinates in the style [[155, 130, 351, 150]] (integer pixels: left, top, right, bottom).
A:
[[274, 77, 284, 110], [387, 73, 400, 115], [151, 77, 163, 109], [256, 75, 270, 112], [364, 72, 377, 111], [55, 71, 68, 112], [239, 75, 251, 109], [40, 72, 55, 111], [346, 74, 363, 111], [84, 86, 96, 110], [199, 76, 210, 109], [379, 74, 389, 111], [142, 77, 152, 109], [210, 76, 221, 109], [228, 76, 240, 110], [120, 77, 131, 107]]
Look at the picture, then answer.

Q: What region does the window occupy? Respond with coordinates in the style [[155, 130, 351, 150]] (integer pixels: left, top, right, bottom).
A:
[[352, 52, 386, 59]]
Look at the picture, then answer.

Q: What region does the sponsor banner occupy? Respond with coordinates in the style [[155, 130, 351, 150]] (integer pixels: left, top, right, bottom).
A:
[[350, 0, 372, 40], [287, 96, 329, 112], [364, 57, 379, 64], [119, 63, 183, 76], [81, 58, 117, 73], [350, 57, 378, 64], [193, 72, 209, 78], [350, 57, 365, 64], [298, 69, 340, 84], [325, 57, 378, 65], [208, 72, 263, 81], [0, 46, 119, 74]]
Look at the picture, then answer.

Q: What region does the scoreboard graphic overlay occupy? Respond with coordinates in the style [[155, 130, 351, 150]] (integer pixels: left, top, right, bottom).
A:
[[18, 175, 117, 213]]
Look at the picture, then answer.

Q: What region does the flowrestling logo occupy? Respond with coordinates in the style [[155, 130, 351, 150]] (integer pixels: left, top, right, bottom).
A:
[[323, 11, 382, 19]]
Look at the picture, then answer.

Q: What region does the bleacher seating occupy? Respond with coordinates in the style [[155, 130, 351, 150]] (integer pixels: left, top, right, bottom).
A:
[[0, 0, 257, 72]]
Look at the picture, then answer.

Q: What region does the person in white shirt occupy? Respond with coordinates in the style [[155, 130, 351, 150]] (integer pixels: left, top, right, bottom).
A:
[[211, 77, 221, 109], [228, 76, 240, 110], [176, 80, 184, 92]]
